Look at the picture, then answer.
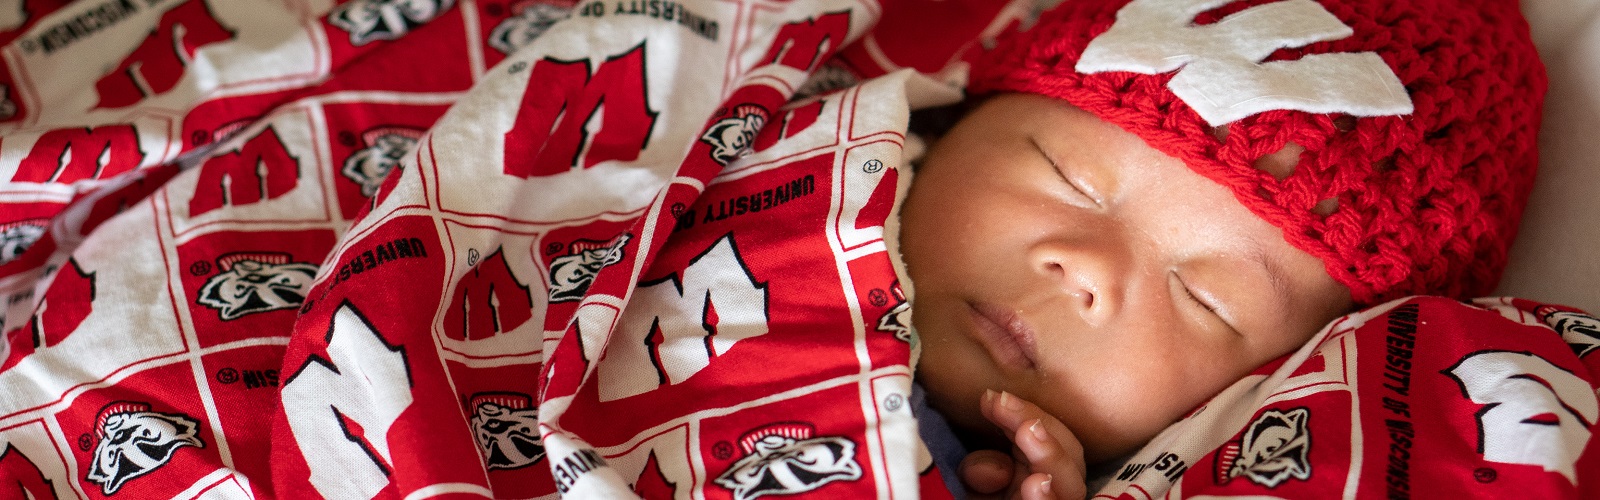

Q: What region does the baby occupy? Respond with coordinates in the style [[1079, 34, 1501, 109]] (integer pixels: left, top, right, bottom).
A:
[[896, 0, 1545, 497]]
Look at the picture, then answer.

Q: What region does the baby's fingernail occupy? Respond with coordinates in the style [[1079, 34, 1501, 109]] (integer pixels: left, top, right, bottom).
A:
[[999, 391, 1023, 411], [983, 389, 997, 406], [1039, 475, 1054, 498], [1029, 419, 1048, 441]]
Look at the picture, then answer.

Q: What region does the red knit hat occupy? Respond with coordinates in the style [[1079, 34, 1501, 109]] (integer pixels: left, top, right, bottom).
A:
[[969, 0, 1546, 305]]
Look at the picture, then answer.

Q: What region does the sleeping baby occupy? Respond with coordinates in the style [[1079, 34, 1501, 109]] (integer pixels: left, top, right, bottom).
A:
[[0, 0, 1560, 496], [898, 0, 1546, 496]]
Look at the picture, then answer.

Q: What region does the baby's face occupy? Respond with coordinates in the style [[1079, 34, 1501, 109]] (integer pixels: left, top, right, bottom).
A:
[[901, 94, 1352, 464]]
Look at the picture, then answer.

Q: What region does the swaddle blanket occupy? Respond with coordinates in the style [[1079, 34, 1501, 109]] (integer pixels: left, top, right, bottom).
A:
[[1099, 296, 1600, 498], [0, 0, 1013, 497], [0, 0, 1595, 499]]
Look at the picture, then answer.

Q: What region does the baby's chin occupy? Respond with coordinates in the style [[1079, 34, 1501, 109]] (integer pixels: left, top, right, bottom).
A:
[[915, 339, 1011, 448], [917, 351, 1154, 466], [918, 378, 1009, 450]]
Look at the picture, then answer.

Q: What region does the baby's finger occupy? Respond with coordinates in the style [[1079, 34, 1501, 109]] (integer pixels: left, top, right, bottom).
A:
[[959, 449, 1015, 496], [980, 391, 1080, 458], [980, 390, 1053, 435], [1017, 472, 1055, 500], [1013, 419, 1086, 499], [980, 391, 1087, 497]]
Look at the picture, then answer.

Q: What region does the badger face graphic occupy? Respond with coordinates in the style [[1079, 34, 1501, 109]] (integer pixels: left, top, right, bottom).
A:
[[86, 403, 204, 495], [469, 394, 544, 469], [197, 256, 319, 320], [342, 130, 420, 197], [715, 424, 861, 500], [547, 234, 630, 302], [1219, 407, 1312, 487], [329, 0, 456, 46], [701, 106, 768, 166], [488, 2, 573, 55], [875, 285, 911, 343], [0, 223, 44, 264], [1547, 311, 1600, 358]]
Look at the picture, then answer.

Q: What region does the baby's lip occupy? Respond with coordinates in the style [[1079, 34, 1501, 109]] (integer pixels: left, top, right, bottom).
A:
[[966, 301, 1040, 371]]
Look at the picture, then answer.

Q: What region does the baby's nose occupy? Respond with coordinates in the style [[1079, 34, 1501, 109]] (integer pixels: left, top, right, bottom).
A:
[[1027, 235, 1127, 327]]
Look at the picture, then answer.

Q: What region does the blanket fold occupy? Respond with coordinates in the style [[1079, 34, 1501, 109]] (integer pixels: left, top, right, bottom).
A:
[[0, 1, 1594, 499]]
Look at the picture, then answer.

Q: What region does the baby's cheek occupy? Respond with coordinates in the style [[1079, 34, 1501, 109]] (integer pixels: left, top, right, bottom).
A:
[[1067, 360, 1209, 456], [917, 341, 995, 428]]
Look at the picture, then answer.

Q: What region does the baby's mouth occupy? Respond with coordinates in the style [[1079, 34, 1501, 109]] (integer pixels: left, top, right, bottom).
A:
[[966, 301, 1039, 371]]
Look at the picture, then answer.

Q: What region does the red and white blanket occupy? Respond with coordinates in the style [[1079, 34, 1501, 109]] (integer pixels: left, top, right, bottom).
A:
[[1102, 296, 1600, 499], [0, 0, 1594, 498]]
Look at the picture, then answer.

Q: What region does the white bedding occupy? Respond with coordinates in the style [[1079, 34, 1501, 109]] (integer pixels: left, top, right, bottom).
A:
[[1498, 0, 1600, 312]]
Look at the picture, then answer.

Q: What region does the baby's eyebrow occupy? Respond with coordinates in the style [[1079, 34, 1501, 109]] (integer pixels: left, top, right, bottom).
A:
[[1248, 244, 1291, 309]]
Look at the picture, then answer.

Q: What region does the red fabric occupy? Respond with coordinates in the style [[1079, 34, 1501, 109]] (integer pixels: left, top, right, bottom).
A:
[[969, 0, 1548, 305], [0, 0, 1012, 497], [1094, 297, 1600, 499], [0, 1, 1590, 499]]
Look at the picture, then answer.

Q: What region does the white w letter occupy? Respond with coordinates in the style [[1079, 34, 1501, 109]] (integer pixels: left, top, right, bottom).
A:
[[601, 235, 768, 401], [1447, 351, 1597, 484], [283, 302, 414, 498], [1077, 0, 1412, 125]]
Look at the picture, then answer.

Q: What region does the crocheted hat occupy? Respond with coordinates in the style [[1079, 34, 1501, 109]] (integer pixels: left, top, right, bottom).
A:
[[969, 0, 1546, 305]]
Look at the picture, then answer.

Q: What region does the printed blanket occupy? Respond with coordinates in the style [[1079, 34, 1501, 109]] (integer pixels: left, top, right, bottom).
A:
[[0, 0, 1016, 497], [0, 0, 1595, 499], [1100, 296, 1600, 499]]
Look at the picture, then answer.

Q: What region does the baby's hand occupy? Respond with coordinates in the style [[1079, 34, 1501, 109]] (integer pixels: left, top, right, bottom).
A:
[[958, 390, 1087, 500]]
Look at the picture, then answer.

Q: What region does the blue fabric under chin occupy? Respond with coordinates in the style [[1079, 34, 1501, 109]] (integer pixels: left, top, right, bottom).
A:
[[912, 381, 969, 499]]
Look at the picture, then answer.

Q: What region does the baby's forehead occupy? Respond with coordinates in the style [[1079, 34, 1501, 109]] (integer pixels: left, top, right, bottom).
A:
[[967, 0, 1544, 305]]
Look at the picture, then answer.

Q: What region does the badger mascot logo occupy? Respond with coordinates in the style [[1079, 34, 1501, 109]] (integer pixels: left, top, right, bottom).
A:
[[329, 0, 455, 46], [547, 233, 630, 302], [1543, 309, 1600, 359], [85, 401, 204, 495], [701, 105, 768, 166], [488, 1, 574, 55], [0, 221, 45, 263], [197, 253, 319, 320], [714, 422, 861, 500], [343, 127, 423, 197], [468, 392, 545, 469], [875, 283, 911, 343], [1214, 407, 1312, 487]]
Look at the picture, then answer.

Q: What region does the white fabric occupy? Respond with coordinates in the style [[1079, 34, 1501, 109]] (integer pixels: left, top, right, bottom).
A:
[[1076, 0, 1412, 125], [1499, 0, 1600, 313]]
